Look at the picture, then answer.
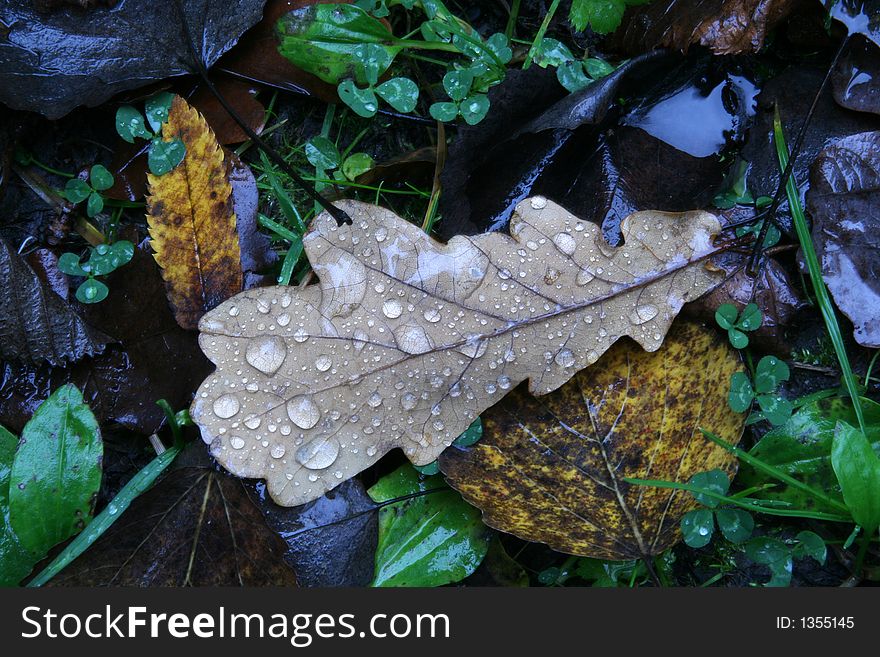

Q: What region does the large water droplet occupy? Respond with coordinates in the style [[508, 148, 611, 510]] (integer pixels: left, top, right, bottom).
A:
[[393, 324, 432, 354], [374, 226, 388, 242], [553, 232, 577, 256], [629, 304, 659, 325], [293, 327, 308, 343], [277, 313, 291, 327], [315, 354, 333, 372], [367, 391, 383, 408], [576, 269, 595, 286], [295, 436, 340, 469], [287, 395, 321, 429], [229, 436, 245, 450], [270, 443, 286, 459], [246, 336, 287, 375], [244, 414, 262, 429], [352, 328, 369, 352], [458, 336, 488, 359], [401, 393, 417, 411], [213, 394, 240, 419], [530, 196, 547, 209], [423, 307, 441, 323], [554, 348, 575, 368], [382, 299, 403, 319]]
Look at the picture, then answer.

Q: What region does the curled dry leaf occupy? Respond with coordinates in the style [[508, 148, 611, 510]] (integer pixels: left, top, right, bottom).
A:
[[192, 198, 726, 506], [439, 322, 743, 560], [147, 95, 243, 330], [806, 130, 880, 347]]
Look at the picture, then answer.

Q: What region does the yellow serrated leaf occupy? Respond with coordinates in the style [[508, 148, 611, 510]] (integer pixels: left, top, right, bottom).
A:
[[146, 95, 242, 330]]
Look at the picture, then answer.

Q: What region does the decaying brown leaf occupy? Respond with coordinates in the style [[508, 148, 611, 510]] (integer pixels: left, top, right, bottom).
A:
[[440, 322, 744, 560], [146, 95, 242, 330], [192, 198, 726, 506]]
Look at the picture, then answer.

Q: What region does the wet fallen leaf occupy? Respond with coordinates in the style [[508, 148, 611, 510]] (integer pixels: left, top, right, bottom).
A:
[[368, 463, 491, 587], [192, 198, 726, 506], [0, 239, 108, 366], [218, 0, 341, 105], [147, 95, 243, 330], [827, 0, 880, 48], [52, 443, 297, 586], [228, 154, 279, 286], [806, 130, 880, 347], [0, 0, 266, 119], [832, 37, 880, 116], [439, 322, 743, 559], [189, 79, 266, 145], [0, 246, 212, 435], [613, 0, 797, 55], [248, 478, 377, 587]]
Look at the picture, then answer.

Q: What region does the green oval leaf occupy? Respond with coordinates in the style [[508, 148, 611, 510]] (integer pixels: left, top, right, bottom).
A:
[[368, 464, 490, 587], [429, 101, 459, 123], [728, 371, 754, 412], [688, 469, 730, 507], [76, 278, 109, 304], [715, 508, 754, 543], [63, 178, 92, 204], [305, 136, 341, 171], [338, 80, 379, 117], [459, 94, 490, 125], [375, 77, 419, 113], [680, 509, 714, 548], [754, 355, 790, 394], [831, 421, 880, 533], [341, 152, 375, 181], [8, 385, 102, 555], [148, 137, 186, 176], [86, 191, 104, 218], [89, 164, 114, 192], [57, 252, 87, 277], [714, 303, 738, 330], [144, 91, 175, 134], [1, 424, 34, 586], [115, 106, 151, 143], [442, 69, 474, 102]]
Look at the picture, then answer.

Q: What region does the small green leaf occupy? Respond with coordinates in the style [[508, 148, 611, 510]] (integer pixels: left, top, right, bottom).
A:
[[556, 61, 592, 93], [754, 355, 789, 394], [459, 94, 490, 125], [443, 69, 474, 102], [485, 33, 513, 64], [115, 106, 151, 143], [429, 101, 460, 123], [353, 42, 392, 86], [88, 165, 114, 191], [681, 509, 714, 548], [337, 80, 379, 117], [715, 508, 754, 543], [86, 191, 104, 217], [831, 421, 880, 533], [8, 385, 102, 555], [305, 136, 341, 171], [728, 372, 754, 413], [584, 57, 615, 79], [368, 464, 490, 587], [63, 178, 92, 204], [148, 137, 186, 175], [144, 92, 175, 133], [341, 152, 374, 181], [88, 241, 134, 276], [533, 38, 575, 68], [792, 530, 826, 564], [688, 469, 730, 507], [76, 278, 109, 303], [569, 0, 628, 34], [375, 77, 419, 113], [738, 303, 763, 331], [57, 252, 88, 277], [714, 303, 739, 330], [756, 395, 793, 426], [728, 328, 749, 349], [745, 537, 792, 587]]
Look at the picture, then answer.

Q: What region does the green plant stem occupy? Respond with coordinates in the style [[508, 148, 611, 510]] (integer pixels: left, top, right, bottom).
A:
[[700, 429, 851, 514], [852, 529, 872, 577], [523, 0, 562, 69], [27, 442, 182, 587], [624, 477, 850, 522], [505, 0, 522, 39], [773, 111, 866, 434]]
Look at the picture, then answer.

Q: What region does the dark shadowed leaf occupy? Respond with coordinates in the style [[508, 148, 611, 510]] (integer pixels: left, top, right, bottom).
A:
[[0, 0, 266, 119], [248, 478, 377, 587], [52, 443, 297, 586], [0, 239, 109, 366], [806, 130, 880, 347], [832, 37, 880, 116], [440, 322, 744, 560]]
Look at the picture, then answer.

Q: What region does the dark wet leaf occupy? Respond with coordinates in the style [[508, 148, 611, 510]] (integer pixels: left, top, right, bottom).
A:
[[0, 0, 267, 119], [832, 37, 880, 115], [0, 239, 109, 366], [52, 443, 297, 586], [826, 0, 880, 47], [8, 384, 102, 557], [0, 246, 212, 435], [229, 155, 279, 285], [740, 65, 879, 234], [738, 397, 880, 513], [368, 464, 491, 587], [248, 478, 377, 587], [612, 0, 798, 55], [806, 130, 880, 347]]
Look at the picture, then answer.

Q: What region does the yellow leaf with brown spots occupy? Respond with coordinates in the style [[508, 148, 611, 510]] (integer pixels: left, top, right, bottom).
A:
[[439, 321, 744, 560], [146, 95, 242, 330]]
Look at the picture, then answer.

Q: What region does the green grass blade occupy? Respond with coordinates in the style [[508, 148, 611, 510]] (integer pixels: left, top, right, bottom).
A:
[[772, 109, 865, 434], [26, 443, 182, 587]]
